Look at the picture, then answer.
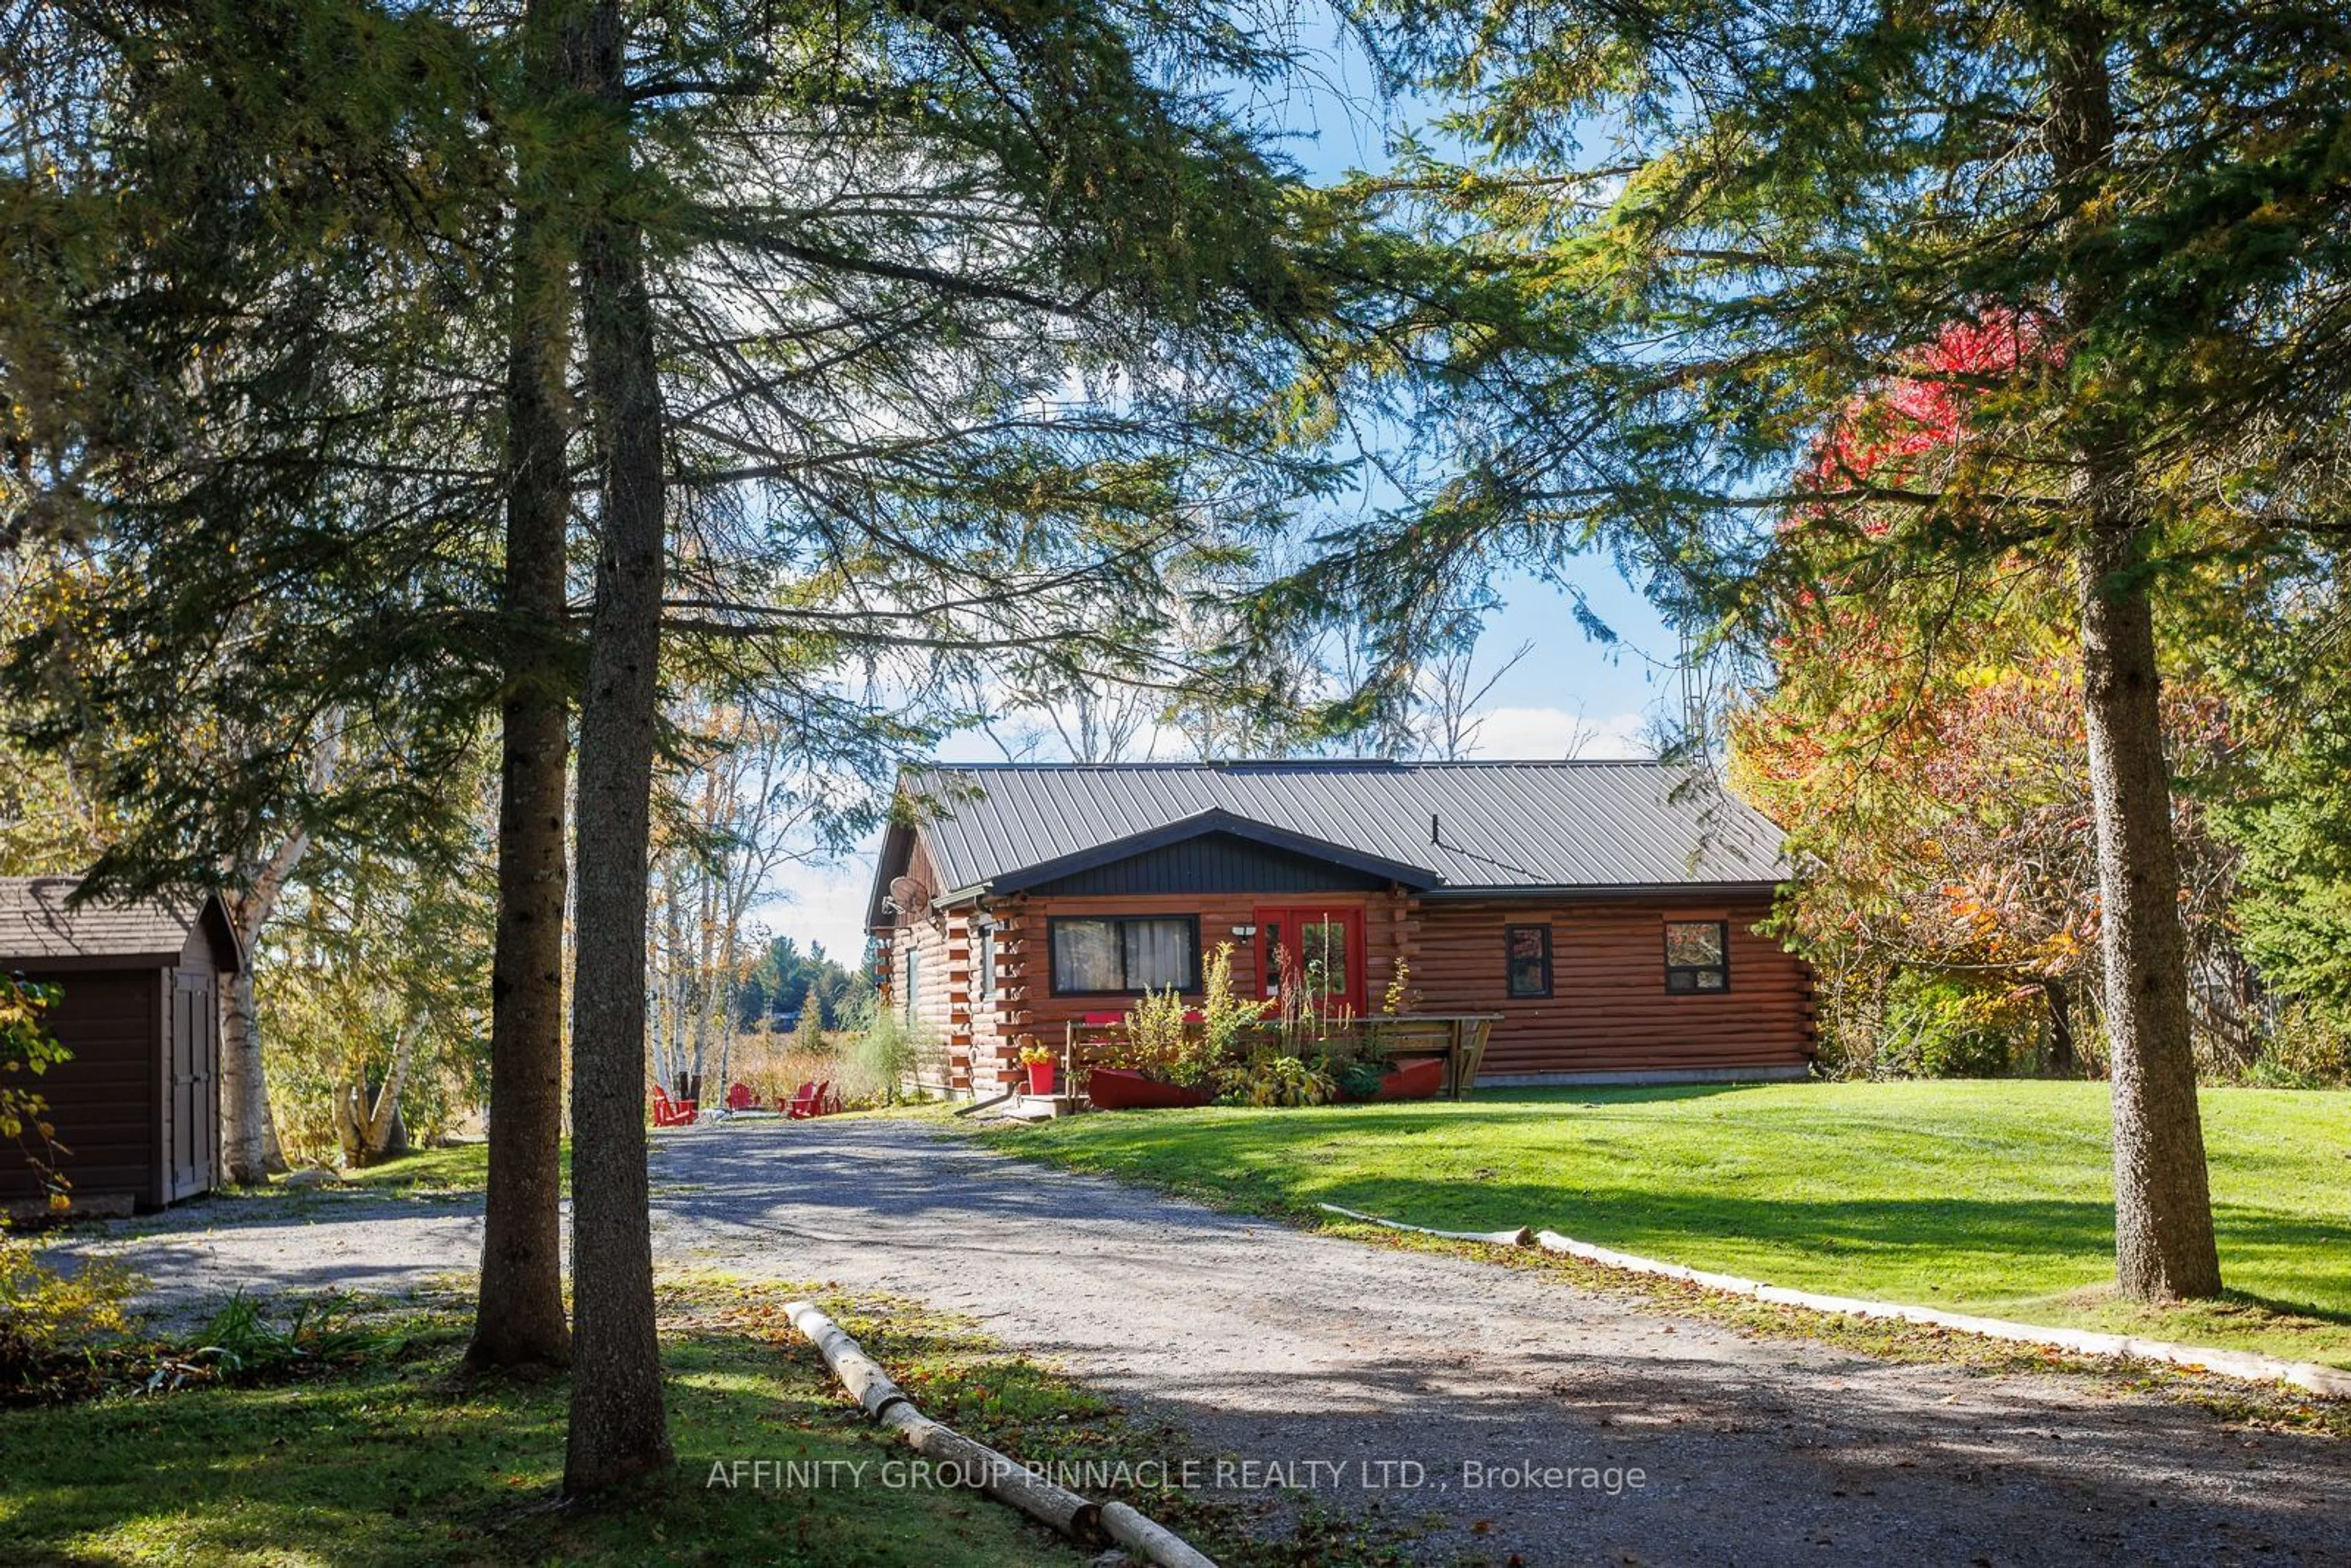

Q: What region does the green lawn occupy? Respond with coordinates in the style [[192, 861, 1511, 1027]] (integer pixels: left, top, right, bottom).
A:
[[988, 1081, 2351, 1369], [1, 1273, 1394, 1567], [0, 1280, 1089, 1567], [335, 1139, 501, 1191]]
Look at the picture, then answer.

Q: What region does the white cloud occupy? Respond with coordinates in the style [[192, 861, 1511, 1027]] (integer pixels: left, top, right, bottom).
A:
[[1464, 706, 1652, 760], [745, 858, 877, 966]]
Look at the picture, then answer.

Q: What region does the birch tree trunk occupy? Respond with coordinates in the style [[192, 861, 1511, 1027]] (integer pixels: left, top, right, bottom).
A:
[[563, 0, 675, 1485], [220, 827, 310, 1185], [2049, 9, 2221, 1300], [219, 967, 272, 1185], [465, 139, 577, 1371], [337, 1021, 418, 1167]]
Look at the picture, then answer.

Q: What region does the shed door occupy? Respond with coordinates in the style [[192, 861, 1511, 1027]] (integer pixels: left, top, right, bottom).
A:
[[170, 970, 219, 1200]]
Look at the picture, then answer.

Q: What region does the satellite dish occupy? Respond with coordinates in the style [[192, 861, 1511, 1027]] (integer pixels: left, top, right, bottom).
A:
[[889, 876, 924, 912]]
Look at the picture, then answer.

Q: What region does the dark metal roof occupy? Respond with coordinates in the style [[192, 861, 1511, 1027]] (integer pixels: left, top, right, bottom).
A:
[[869, 761, 1787, 922], [0, 876, 245, 973]]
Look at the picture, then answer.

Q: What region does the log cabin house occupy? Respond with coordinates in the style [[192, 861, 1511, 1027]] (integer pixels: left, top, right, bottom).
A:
[[866, 761, 1815, 1096]]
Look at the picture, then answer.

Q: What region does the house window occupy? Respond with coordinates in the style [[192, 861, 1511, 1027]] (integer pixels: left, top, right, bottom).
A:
[[902, 943, 921, 1021], [1505, 924, 1552, 999], [1664, 920, 1730, 993], [1049, 916, 1201, 994], [975, 923, 996, 1000]]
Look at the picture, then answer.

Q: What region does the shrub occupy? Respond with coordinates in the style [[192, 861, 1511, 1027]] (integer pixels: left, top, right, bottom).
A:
[[1330, 1057, 1388, 1100], [1, 1237, 139, 1400], [1881, 972, 2041, 1078], [2245, 1003, 2351, 1089], [1, 975, 69, 1199], [841, 1007, 921, 1105], [1197, 945, 1264, 1068], [1218, 1051, 1337, 1108]]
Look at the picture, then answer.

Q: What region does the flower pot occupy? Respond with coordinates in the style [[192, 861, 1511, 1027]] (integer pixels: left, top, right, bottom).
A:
[[1084, 1067, 1214, 1111], [1026, 1060, 1057, 1097]]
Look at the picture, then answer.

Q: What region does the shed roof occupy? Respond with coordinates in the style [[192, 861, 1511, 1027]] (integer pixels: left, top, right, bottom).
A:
[[0, 877, 244, 973], [869, 760, 1787, 923]]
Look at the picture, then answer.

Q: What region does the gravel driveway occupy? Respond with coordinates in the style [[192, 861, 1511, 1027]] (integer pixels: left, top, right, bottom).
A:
[[46, 1115, 2351, 1566]]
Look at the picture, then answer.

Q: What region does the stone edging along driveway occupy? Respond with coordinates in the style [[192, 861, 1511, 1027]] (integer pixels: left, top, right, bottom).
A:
[[1319, 1200, 2351, 1398]]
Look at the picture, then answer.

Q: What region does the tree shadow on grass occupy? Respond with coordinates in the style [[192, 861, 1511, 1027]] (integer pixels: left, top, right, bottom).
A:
[[0, 1319, 1082, 1568]]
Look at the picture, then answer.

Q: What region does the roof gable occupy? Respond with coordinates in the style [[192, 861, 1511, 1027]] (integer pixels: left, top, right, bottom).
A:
[[0, 877, 246, 973], [989, 809, 1439, 896]]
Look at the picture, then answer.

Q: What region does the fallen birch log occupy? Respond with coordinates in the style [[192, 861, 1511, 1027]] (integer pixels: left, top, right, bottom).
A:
[[1317, 1202, 1532, 1247], [1528, 1231, 2351, 1399], [785, 1299, 910, 1419], [1104, 1500, 1220, 1568], [784, 1299, 1220, 1566]]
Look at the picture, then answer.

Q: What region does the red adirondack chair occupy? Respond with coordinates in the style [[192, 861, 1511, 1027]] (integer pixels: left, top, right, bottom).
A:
[[724, 1081, 756, 1112], [778, 1079, 815, 1116], [784, 1080, 839, 1119], [650, 1084, 698, 1127]]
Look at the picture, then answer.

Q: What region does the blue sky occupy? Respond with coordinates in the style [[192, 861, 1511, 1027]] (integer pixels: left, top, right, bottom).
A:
[[756, 12, 1684, 961]]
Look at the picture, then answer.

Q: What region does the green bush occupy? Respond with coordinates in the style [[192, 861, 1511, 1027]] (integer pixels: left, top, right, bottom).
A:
[[1217, 1051, 1337, 1107], [1, 1237, 139, 1400], [841, 1006, 920, 1105], [2247, 1003, 2351, 1089], [1330, 1057, 1389, 1100], [1881, 972, 2040, 1079]]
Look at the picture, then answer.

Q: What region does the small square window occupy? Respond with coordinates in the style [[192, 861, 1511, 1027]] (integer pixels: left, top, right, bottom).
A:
[[1664, 920, 1729, 993], [1505, 924, 1552, 999]]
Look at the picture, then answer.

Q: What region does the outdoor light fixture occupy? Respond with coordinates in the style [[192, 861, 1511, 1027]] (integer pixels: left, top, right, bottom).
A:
[[1231, 924, 1258, 937]]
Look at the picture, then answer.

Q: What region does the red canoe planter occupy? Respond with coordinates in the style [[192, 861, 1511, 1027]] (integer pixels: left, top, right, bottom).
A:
[[1084, 1068, 1214, 1111], [1371, 1056, 1446, 1101]]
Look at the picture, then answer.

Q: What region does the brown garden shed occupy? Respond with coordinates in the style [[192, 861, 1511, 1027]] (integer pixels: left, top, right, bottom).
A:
[[1, 876, 244, 1212]]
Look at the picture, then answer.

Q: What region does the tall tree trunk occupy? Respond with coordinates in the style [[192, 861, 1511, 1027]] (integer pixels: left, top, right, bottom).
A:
[[2048, 7, 2222, 1302], [465, 182, 577, 1371], [219, 967, 272, 1185], [563, 0, 674, 1490], [2075, 526, 2222, 1298], [2039, 977, 2076, 1077], [220, 827, 311, 1184], [338, 1021, 418, 1167]]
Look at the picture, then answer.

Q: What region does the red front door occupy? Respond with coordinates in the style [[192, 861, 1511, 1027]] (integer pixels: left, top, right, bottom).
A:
[[1256, 906, 1368, 1019]]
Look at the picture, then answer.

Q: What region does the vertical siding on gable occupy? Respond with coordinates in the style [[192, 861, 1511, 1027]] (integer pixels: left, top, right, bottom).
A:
[[1025, 833, 1389, 896]]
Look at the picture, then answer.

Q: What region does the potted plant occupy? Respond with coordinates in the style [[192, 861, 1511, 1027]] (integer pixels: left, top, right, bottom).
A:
[[1018, 1041, 1057, 1097]]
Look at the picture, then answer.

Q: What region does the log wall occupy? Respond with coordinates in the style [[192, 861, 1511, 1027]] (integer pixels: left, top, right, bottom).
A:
[[879, 841, 1815, 1090], [1408, 896, 1815, 1079]]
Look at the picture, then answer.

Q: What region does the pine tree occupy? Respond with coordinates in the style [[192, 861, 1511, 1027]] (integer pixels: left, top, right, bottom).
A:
[[1314, 0, 2351, 1297]]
